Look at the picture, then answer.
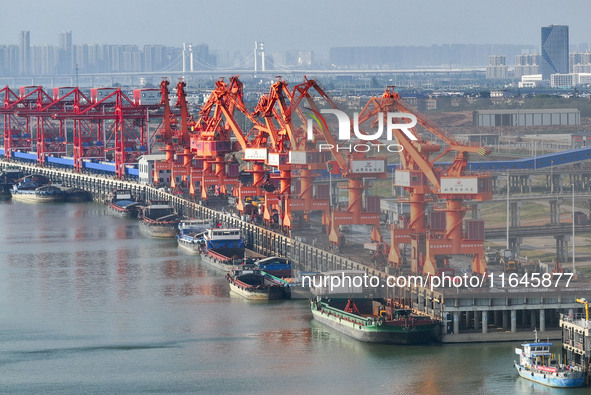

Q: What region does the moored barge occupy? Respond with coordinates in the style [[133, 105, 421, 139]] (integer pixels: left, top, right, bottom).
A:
[[226, 266, 288, 300], [176, 219, 213, 254], [138, 200, 180, 238], [514, 332, 586, 388], [311, 297, 440, 344], [198, 228, 246, 271], [11, 175, 65, 203], [105, 189, 141, 217]]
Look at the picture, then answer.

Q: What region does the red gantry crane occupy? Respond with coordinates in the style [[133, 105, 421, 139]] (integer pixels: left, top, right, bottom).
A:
[[186, 76, 328, 233], [50, 87, 148, 177], [370, 87, 493, 275], [189, 77, 242, 200], [0, 86, 69, 164], [152, 79, 181, 187], [248, 77, 326, 231], [153, 79, 196, 191], [231, 78, 285, 225], [288, 78, 386, 250], [228, 76, 332, 232], [1, 86, 40, 159]]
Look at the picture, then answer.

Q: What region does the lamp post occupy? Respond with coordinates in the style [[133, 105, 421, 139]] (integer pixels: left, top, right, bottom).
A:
[[391, 166, 395, 197], [550, 160, 554, 194], [572, 182, 576, 274], [534, 140, 537, 170], [329, 169, 333, 212], [506, 173, 510, 250]]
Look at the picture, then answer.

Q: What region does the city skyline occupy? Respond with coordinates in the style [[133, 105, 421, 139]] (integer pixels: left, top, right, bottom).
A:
[[0, 0, 590, 53], [3, 29, 591, 78]]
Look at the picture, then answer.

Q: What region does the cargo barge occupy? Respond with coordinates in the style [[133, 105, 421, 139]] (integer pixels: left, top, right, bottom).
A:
[[311, 297, 440, 344], [0, 169, 16, 199], [0, 181, 11, 200], [105, 189, 141, 217], [198, 228, 246, 271], [11, 175, 65, 203], [138, 200, 180, 238], [176, 219, 213, 254], [226, 266, 287, 300], [63, 187, 93, 202]]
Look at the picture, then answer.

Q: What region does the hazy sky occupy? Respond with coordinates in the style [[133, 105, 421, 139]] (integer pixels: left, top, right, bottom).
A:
[[1, 0, 590, 53]]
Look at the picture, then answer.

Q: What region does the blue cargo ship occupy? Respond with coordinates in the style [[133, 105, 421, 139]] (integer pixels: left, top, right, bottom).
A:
[[198, 228, 246, 271], [514, 332, 586, 388]]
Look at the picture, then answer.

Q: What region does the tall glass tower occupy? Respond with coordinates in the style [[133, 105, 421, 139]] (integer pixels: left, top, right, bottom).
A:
[[541, 25, 569, 79]]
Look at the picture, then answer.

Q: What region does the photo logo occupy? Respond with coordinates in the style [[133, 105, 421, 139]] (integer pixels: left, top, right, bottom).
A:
[[306, 109, 418, 141], [306, 109, 417, 153]]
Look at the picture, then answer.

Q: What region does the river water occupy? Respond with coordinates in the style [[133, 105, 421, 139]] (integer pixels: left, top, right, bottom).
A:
[[0, 201, 586, 394]]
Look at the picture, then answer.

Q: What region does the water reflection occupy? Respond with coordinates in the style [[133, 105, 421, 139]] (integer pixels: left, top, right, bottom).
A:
[[5, 201, 588, 394]]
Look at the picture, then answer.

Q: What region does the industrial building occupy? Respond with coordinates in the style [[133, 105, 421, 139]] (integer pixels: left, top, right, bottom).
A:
[[560, 311, 591, 384], [138, 154, 167, 185], [572, 131, 591, 148], [518, 74, 546, 88], [550, 73, 591, 88], [455, 133, 499, 146], [473, 108, 579, 127]]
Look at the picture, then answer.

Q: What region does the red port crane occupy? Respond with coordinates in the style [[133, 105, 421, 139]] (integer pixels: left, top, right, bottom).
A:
[[370, 87, 493, 275], [1, 86, 39, 158], [50, 87, 148, 177], [189, 77, 243, 200], [288, 78, 386, 250]]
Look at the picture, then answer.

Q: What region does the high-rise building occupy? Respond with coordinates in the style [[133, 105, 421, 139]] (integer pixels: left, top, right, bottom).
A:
[[19, 30, 30, 75], [297, 50, 313, 67], [58, 31, 73, 74], [570, 52, 591, 73], [122, 46, 141, 72], [1, 45, 19, 75], [144, 45, 165, 72], [193, 44, 216, 70], [514, 54, 540, 78], [485, 55, 507, 79], [31, 44, 57, 75], [540, 25, 569, 79], [58, 31, 72, 51]]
